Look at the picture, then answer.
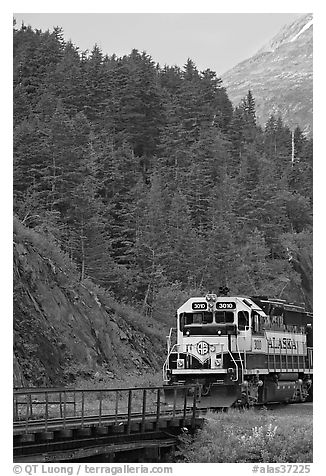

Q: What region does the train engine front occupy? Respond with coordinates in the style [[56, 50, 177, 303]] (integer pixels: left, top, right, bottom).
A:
[[163, 293, 313, 408], [163, 293, 258, 407]]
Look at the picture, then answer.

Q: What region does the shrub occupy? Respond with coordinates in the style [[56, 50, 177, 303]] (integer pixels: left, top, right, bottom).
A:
[[177, 408, 312, 463]]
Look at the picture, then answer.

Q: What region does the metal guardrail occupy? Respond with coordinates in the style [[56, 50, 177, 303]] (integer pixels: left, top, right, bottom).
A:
[[13, 384, 200, 435]]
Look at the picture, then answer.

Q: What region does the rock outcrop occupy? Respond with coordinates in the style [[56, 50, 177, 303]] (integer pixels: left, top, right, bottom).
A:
[[13, 218, 165, 387]]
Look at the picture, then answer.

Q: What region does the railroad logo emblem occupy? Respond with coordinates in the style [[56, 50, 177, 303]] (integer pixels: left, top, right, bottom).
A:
[[196, 341, 209, 355]]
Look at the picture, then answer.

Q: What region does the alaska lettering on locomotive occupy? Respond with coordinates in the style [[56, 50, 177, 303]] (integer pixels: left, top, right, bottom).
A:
[[267, 337, 297, 350]]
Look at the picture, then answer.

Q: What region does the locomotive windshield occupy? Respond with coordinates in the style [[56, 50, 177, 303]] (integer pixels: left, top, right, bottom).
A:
[[181, 311, 234, 326], [183, 312, 213, 325], [215, 311, 234, 323]]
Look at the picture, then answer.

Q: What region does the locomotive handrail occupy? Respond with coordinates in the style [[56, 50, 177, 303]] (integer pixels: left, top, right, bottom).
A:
[[234, 336, 244, 383], [163, 343, 179, 382], [166, 327, 177, 355], [227, 350, 239, 382]]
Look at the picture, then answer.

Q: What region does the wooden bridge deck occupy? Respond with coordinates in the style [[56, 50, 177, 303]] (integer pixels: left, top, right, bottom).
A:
[[13, 385, 205, 462]]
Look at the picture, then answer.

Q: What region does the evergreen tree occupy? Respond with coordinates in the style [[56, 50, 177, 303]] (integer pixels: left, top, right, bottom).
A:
[[156, 92, 191, 197], [49, 40, 84, 116], [97, 139, 142, 265], [13, 117, 51, 220], [164, 190, 200, 285], [178, 59, 202, 142], [204, 173, 239, 291], [158, 64, 182, 95], [288, 128, 313, 201], [13, 21, 313, 308], [187, 126, 231, 229], [133, 173, 168, 312], [264, 115, 292, 177], [235, 229, 269, 294]]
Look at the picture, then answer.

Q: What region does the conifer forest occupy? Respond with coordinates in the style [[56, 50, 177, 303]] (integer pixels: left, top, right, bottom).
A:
[[13, 23, 313, 324]]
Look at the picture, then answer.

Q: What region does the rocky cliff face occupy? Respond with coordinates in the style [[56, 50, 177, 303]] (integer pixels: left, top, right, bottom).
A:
[[222, 14, 312, 134], [13, 218, 165, 387]]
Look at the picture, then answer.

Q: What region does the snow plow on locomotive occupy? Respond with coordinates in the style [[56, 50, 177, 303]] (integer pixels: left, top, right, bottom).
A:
[[163, 293, 313, 408]]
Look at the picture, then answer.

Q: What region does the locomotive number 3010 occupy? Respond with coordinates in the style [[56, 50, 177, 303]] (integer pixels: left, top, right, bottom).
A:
[[192, 302, 207, 310], [217, 302, 236, 309]]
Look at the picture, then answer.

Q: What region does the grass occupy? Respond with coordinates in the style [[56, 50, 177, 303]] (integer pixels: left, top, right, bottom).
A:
[[177, 407, 313, 463]]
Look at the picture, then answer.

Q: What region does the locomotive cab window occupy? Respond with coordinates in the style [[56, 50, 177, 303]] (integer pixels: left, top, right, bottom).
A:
[[252, 311, 263, 334], [181, 312, 213, 326], [238, 310, 249, 330], [215, 311, 234, 324]]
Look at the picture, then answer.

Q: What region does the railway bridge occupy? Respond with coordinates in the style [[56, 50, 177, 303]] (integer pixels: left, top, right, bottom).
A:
[[13, 385, 205, 463]]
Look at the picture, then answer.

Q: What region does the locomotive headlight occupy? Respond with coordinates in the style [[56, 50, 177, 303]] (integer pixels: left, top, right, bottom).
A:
[[177, 359, 184, 368], [208, 303, 214, 309], [205, 294, 217, 302]]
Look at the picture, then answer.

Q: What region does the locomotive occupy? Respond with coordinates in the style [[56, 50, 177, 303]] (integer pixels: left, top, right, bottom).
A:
[[163, 293, 313, 407]]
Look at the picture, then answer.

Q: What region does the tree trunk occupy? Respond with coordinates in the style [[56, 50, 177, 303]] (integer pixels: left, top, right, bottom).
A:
[[80, 219, 85, 281]]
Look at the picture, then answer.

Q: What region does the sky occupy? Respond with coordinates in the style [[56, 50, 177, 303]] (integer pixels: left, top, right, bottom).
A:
[[13, 12, 303, 75]]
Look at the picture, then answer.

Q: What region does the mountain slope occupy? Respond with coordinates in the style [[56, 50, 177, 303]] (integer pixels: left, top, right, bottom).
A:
[[222, 14, 312, 134], [13, 218, 165, 387]]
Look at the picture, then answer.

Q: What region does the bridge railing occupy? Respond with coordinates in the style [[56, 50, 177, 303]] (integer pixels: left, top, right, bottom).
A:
[[13, 384, 200, 433]]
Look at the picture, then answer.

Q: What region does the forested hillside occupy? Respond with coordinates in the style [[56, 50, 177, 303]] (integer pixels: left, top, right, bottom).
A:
[[13, 22, 313, 321]]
